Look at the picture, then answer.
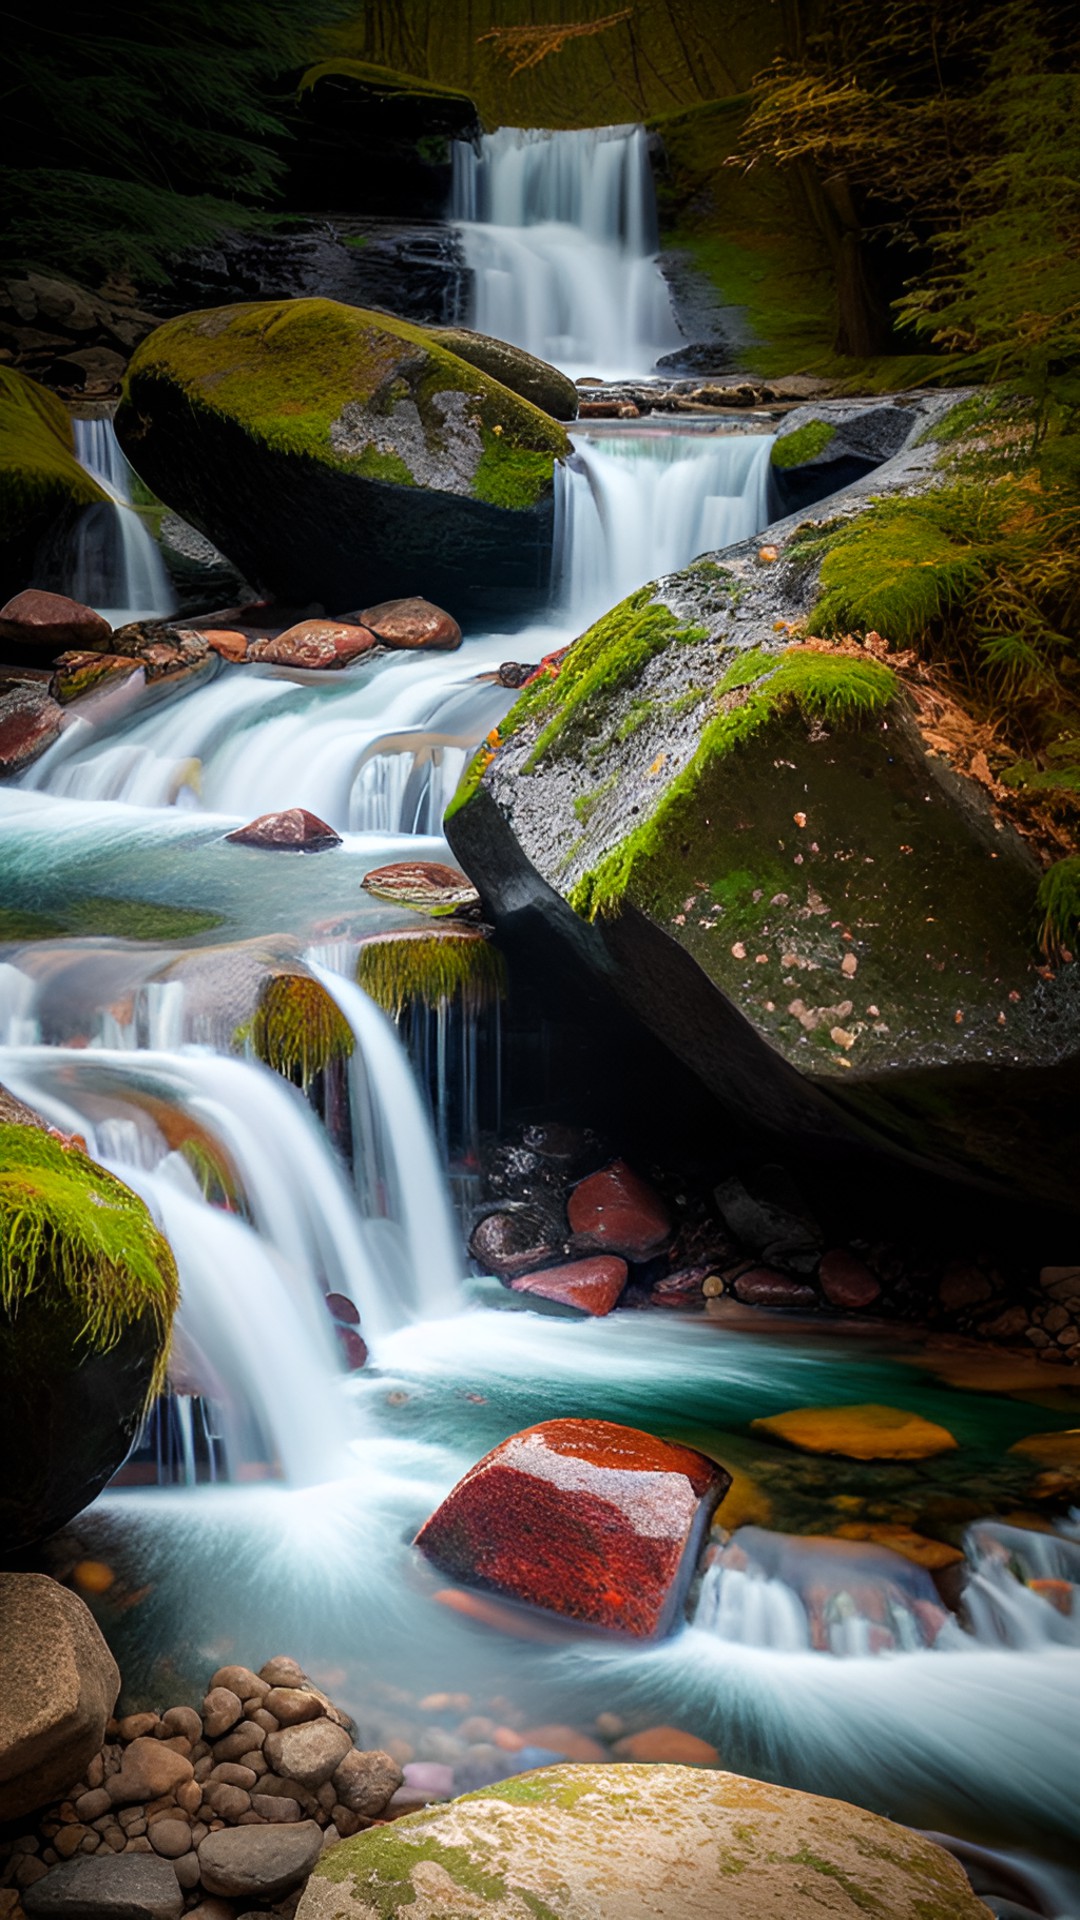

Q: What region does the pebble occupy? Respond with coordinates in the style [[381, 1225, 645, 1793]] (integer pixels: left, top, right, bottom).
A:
[[264, 1689, 324, 1727], [208, 1765, 257, 1790], [263, 1722, 350, 1791], [212, 1723, 265, 1763], [161, 1707, 203, 1745], [201, 1690, 243, 1739], [74, 1790, 111, 1823], [148, 1820, 191, 1859], [117, 1714, 159, 1744], [257, 1658, 307, 1689], [209, 1668, 268, 1702], [250, 1796, 301, 1824], [202, 1785, 250, 1822], [108, 1739, 193, 1805]]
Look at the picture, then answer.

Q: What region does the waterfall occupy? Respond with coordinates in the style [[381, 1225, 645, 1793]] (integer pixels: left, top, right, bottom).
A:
[[451, 125, 683, 380], [557, 429, 775, 625], [59, 417, 177, 628]]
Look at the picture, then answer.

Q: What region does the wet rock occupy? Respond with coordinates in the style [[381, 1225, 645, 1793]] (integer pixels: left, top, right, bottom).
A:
[[262, 1723, 351, 1792], [356, 597, 461, 651], [468, 1208, 562, 1280], [424, 329, 579, 421], [335, 1327, 369, 1371], [818, 1248, 881, 1310], [325, 1293, 360, 1326], [295, 1763, 987, 1920], [196, 1820, 322, 1900], [50, 651, 142, 706], [0, 590, 111, 657], [360, 860, 479, 916], [201, 629, 249, 663], [0, 1575, 120, 1820], [108, 1739, 194, 1806], [263, 1691, 324, 1728], [22, 1854, 183, 1920], [249, 619, 376, 671], [751, 1403, 958, 1460], [415, 1417, 727, 1637], [224, 809, 342, 852], [567, 1159, 672, 1260], [609, 1727, 718, 1765], [732, 1268, 818, 1310], [201, 1689, 243, 1739], [496, 661, 537, 689], [510, 1255, 628, 1316], [0, 682, 64, 775], [330, 1750, 403, 1819]]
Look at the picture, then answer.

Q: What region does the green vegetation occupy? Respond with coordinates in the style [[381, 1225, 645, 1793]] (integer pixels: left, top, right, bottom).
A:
[[772, 421, 836, 469], [1037, 857, 1080, 961], [569, 643, 896, 919], [0, 899, 223, 943], [573, 773, 619, 824], [243, 972, 354, 1089], [0, 367, 105, 553], [0, 1125, 178, 1398], [358, 931, 505, 1017]]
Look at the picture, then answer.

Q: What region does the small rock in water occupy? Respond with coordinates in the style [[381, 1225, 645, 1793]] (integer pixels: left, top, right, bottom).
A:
[[0, 588, 112, 656], [224, 808, 342, 852], [335, 1326, 369, 1371], [325, 1292, 360, 1326], [751, 1403, 958, 1460], [610, 1726, 718, 1766], [357, 597, 462, 651], [496, 661, 537, 688], [510, 1255, 627, 1316], [733, 1268, 819, 1310], [250, 619, 376, 670], [567, 1159, 672, 1260], [0, 683, 64, 776], [360, 860, 479, 916], [818, 1248, 881, 1310]]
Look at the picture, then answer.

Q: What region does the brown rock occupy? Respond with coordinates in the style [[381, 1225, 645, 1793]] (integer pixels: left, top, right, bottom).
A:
[[209, 1763, 257, 1789], [0, 1574, 120, 1821], [360, 860, 478, 916], [208, 1667, 268, 1702], [0, 589, 111, 656], [211, 1723, 264, 1764], [148, 1819, 191, 1860], [329, 1750, 403, 1820], [257, 1658, 307, 1689], [53, 1824, 90, 1859], [75, 1787, 112, 1822], [818, 1249, 881, 1311], [160, 1708, 202, 1745], [224, 809, 341, 853], [175, 1780, 202, 1818], [567, 1160, 672, 1261], [203, 1783, 250, 1821], [0, 684, 64, 776], [251, 1794, 302, 1823], [108, 1739, 194, 1806], [610, 1725, 718, 1765], [510, 1256, 627, 1316], [263, 1691, 324, 1728], [117, 1714, 158, 1744], [263, 1724, 351, 1793], [733, 1268, 819, 1310], [202, 630, 250, 663], [250, 620, 376, 671], [201, 1690, 243, 1739], [357, 597, 461, 651], [197, 1820, 322, 1899]]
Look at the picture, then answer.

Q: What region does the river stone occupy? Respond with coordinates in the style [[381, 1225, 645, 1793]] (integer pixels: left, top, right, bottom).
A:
[[224, 809, 342, 852], [22, 1854, 183, 1920], [567, 1159, 672, 1260], [732, 1267, 818, 1310], [818, 1248, 881, 1310], [414, 1418, 727, 1637], [197, 1820, 322, 1900], [263, 1688, 324, 1726], [357, 597, 462, 651], [109, 1738, 194, 1805], [0, 682, 64, 776], [263, 1721, 351, 1790], [249, 619, 376, 671], [751, 1403, 958, 1460], [0, 589, 111, 655], [296, 1763, 987, 1920], [425, 328, 579, 421], [201, 1687, 243, 1738], [330, 1750, 403, 1819], [0, 1575, 120, 1821], [509, 1255, 628, 1315], [360, 860, 479, 916]]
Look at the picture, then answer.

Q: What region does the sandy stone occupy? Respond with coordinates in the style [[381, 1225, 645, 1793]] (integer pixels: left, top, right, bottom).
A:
[[264, 1691, 324, 1728], [263, 1725, 351, 1793], [197, 1821, 322, 1900], [750, 1403, 958, 1460], [108, 1740, 194, 1806], [0, 1575, 120, 1822], [201, 1690, 243, 1740]]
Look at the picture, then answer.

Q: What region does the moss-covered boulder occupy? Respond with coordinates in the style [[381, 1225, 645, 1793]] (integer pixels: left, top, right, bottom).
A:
[[115, 300, 571, 622], [446, 406, 1080, 1223], [425, 328, 579, 421], [0, 369, 106, 605], [0, 1108, 178, 1551], [297, 1763, 986, 1919], [770, 403, 915, 516]]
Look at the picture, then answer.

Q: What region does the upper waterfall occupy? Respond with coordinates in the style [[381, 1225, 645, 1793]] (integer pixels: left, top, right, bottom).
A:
[[451, 125, 683, 380], [61, 417, 178, 628]]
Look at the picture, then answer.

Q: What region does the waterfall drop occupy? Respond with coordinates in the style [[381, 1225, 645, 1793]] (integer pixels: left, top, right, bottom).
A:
[[55, 418, 178, 628]]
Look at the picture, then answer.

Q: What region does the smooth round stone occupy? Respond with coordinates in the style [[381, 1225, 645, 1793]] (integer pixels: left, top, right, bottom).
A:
[[567, 1159, 672, 1260], [108, 1739, 193, 1805], [257, 1658, 307, 1689], [818, 1248, 881, 1310], [264, 1689, 324, 1728], [357, 597, 462, 652], [224, 809, 342, 853], [201, 1689, 243, 1739], [148, 1818, 192, 1859], [197, 1820, 323, 1899], [263, 1722, 351, 1791]]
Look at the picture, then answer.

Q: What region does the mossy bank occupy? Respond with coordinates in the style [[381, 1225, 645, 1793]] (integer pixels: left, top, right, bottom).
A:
[[0, 368, 106, 603], [116, 298, 572, 622]]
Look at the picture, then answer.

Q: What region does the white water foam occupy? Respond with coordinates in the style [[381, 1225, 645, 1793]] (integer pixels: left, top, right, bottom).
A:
[[59, 418, 178, 627]]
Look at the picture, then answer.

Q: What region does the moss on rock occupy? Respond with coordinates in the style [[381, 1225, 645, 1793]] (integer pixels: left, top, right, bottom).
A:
[[0, 368, 106, 596], [772, 421, 837, 469], [242, 972, 355, 1089], [358, 928, 505, 1018]]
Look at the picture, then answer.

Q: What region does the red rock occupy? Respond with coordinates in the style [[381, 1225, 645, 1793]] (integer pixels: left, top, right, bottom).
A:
[[358, 597, 462, 651], [518, 1724, 607, 1762], [361, 861, 478, 916], [415, 1417, 727, 1638], [224, 809, 342, 851], [251, 620, 376, 670], [733, 1268, 818, 1310], [818, 1249, 881, 1311], [203, 630, 250, 663], [0, 588, 111, 655], [325, 1292, 360, 1326], [335, 1326, 368, 1371], [567, 1159, 672, 1261], [611, 1726, 718, 1765], [51, 652, 141, 705], [510, 1256, 627, 1316], [431, 1589, 572, 1643], [0, 682, 64, 773]]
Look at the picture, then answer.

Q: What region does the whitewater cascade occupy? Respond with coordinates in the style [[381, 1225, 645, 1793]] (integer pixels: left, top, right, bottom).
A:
[[55, 418, 178, 628], [452, 125, 683, 380]]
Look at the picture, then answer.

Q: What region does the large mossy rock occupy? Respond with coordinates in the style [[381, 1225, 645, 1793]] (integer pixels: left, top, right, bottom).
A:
[[115, 299, 571, 622], [298, 1763, 986, 1919], [0, 368, 106, 605], [425, 328, 579, 421], [447, 414, 1080, 1224], [0, 1107, 179, 1552]]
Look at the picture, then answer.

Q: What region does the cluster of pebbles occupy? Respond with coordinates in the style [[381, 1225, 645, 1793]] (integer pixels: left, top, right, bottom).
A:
[[0, 1658, 404, 1918]]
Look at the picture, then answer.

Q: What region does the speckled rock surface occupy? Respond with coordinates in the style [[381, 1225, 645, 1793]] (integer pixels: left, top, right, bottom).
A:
[[0, 1576, 120, 1821], [296, 1763, 987, 1919]]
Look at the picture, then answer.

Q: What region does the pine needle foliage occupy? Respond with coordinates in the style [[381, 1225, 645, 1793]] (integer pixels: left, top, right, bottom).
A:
[[1037, 856, 1080, 960], [477, 12, 633, 77], [0, 1126, 178, 1399]]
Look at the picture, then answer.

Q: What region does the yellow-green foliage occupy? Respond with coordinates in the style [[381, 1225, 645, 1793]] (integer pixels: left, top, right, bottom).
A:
[[0, 1125, 178, 1398], [122, 300, 569, 509], [522, 589, 708, 770], [570, 645, 896, 919], [358, 933, 505, 1018], [0, 366, 105, 547], [1037, 857, 1080, 961], [772, 421, 836, 469], [245, 972, 354, 1089], [0, 900, 222, 944]]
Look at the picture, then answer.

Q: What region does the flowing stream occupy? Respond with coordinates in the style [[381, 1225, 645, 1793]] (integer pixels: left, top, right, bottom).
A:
[[2, 119, 1079, 1901]]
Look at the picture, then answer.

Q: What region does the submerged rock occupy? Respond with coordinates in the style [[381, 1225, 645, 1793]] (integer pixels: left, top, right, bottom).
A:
[[297, 1762, 988, 1920], [225, 808, 342, 851], [414, 1417, 726, 1637], [0, 588, 111, 657], [115, 298, 570, 621], [751, 1403, 958, 1460], [509, 1254, 628, 1314], [0, 1575, 120, 1820], [357, 596, 461, 650]]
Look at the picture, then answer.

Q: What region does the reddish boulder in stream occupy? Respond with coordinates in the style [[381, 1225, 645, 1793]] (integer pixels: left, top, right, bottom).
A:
[[415, 1418, 727, 1637], [358, 597, 462, 651], [567, 1158, 672, 1260], [0, 682, 64, 775], [510, 1255, 627, 1316], [0, 588, 111, 656], [250, 619, 376, 670], [225, 808, 342, 852]]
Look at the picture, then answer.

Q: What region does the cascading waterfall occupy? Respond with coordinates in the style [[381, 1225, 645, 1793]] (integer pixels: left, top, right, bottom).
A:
[[51, 418, 178, 627], [451, 125, 683, 379]]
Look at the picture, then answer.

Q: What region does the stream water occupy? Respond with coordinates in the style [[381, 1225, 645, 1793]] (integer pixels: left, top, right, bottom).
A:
[[3, 123, 1079, 1907]]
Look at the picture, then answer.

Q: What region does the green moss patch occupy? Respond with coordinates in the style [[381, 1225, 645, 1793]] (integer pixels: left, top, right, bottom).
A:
[[240, 972, 355, 1089], [358, 930, 505, 1017], [0, 366, 105, 549], [0, 900, 223, 944], [772, 421, 836, 469], [1037, 857, 1080, 960], [0, 1125, 178, 1399]]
